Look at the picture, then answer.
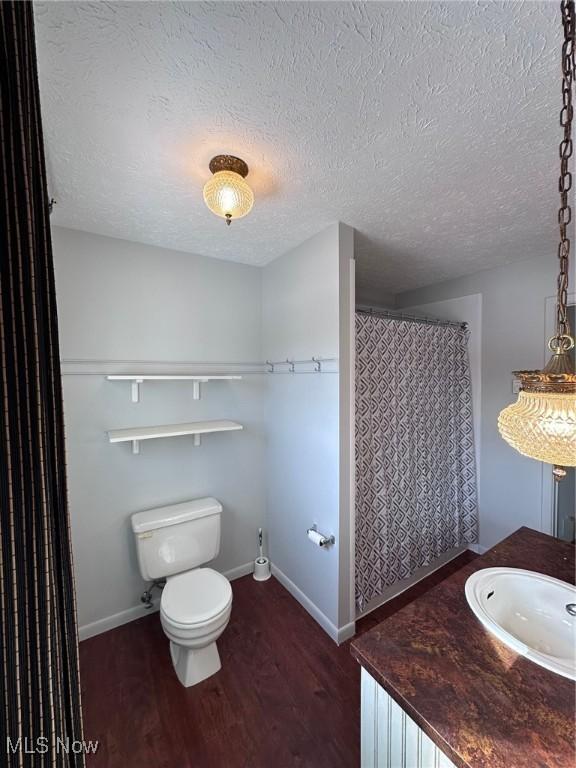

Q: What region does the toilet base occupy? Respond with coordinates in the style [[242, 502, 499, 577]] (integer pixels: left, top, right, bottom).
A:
[[170, 640, 221, 687]]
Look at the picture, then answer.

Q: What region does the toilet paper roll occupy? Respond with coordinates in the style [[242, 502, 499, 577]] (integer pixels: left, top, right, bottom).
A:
[[307, 529, 324, 547]]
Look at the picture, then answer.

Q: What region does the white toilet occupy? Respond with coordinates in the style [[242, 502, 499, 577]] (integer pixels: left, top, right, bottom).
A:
[[131, 497, 232, 687]]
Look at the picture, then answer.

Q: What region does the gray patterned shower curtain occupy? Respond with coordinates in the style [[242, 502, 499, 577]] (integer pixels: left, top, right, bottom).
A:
[[355, 313, 478, 609]]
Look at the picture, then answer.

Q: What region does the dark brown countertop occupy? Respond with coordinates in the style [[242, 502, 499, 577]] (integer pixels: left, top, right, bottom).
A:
[[351, 527, 576, 768]]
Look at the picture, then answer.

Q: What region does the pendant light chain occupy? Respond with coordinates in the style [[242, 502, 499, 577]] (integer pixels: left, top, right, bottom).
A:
[[557, 0, 575, 342], [498, 2, 576, 477]]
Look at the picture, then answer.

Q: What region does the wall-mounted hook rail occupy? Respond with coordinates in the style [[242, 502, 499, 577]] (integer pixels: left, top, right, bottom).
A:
[[263, 357, 338, 373]]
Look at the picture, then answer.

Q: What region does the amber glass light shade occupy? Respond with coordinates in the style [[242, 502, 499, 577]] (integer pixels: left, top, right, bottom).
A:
[[203, 170, 254, 223]]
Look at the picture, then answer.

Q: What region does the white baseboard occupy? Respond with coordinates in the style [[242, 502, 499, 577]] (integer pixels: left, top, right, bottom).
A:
[[271, 564, 355, 645], [79, 561, 255, 642], [337, 621, 356, 644], [78, 600, 159, 641], [222, 561, 255, 581]]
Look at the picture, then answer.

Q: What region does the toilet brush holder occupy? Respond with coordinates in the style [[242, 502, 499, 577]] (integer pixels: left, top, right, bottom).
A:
[[253, 527, 271, 581], [253, 556, 271, 582]]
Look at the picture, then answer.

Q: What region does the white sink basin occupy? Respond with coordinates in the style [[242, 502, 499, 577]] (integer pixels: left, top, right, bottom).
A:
[[465, 567, 576, 680]]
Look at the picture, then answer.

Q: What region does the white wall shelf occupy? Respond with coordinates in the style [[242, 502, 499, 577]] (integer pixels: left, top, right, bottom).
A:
[[108, 419, 243, 454], [106, 375, 242, 403]]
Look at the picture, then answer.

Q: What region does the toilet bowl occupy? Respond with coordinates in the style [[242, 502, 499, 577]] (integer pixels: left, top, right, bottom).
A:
[[131, 497, 232, 688], [160, 567, 232, 687]]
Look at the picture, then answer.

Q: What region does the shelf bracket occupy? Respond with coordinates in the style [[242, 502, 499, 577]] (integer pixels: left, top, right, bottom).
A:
[[193, 381, 201, 400], [132, 440, 140, 455], [131, 379, 143, 403], [193, 434, 201, 447]]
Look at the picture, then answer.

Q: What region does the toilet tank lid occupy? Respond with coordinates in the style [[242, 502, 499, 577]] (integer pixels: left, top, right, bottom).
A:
[[131, 497, 222, 534]]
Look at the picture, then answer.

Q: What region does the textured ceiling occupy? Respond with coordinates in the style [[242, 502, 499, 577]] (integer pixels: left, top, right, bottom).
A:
[[34, 1, 562, 298]]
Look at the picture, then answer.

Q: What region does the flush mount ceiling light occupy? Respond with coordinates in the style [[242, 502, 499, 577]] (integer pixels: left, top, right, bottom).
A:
[[203, 155, 254, 226], [498, 0, 576, 480]]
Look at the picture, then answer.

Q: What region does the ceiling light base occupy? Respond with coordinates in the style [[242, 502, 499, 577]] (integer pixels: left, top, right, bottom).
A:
[[209, 155, 249, 178], [512, 341, 576, 395]]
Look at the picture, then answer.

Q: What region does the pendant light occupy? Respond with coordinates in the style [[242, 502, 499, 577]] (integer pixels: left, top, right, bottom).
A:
[[203, 155, 254, 225], [498, 0, 576, 479]]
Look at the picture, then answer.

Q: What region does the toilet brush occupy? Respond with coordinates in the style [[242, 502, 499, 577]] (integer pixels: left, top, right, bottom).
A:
[[253, 527, 271, 581]]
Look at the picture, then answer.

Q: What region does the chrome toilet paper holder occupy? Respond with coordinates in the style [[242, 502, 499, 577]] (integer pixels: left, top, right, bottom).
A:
[[307, 524, 335, 547]]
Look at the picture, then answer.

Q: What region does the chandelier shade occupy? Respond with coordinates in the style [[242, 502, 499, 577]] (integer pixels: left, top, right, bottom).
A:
[[203, 155, 254, 225]]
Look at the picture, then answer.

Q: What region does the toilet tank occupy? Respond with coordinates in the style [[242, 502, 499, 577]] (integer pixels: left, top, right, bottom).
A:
[[131, 497, 222, 581]]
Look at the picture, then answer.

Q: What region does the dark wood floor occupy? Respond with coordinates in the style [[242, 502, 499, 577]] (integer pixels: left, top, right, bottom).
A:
[[80, 550, 477, 768]]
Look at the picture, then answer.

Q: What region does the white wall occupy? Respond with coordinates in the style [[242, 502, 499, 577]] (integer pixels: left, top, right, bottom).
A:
[[52, 226, 266, 638], [397, 254, 559, 551], [262, 223, 355, 642]]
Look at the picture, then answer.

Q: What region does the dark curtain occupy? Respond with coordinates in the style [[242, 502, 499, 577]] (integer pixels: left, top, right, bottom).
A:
[[0, 3, 85, 766]]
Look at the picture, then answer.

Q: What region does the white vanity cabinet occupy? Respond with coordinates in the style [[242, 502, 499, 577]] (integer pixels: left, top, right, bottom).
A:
[[361, 669, 457, 768]]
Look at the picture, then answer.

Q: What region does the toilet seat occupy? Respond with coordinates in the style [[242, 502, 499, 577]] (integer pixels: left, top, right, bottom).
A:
[[161, 568, 232, 627]]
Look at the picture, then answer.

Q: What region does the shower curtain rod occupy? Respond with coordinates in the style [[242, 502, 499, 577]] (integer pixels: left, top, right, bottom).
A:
[[356, 306, 467, 330]]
